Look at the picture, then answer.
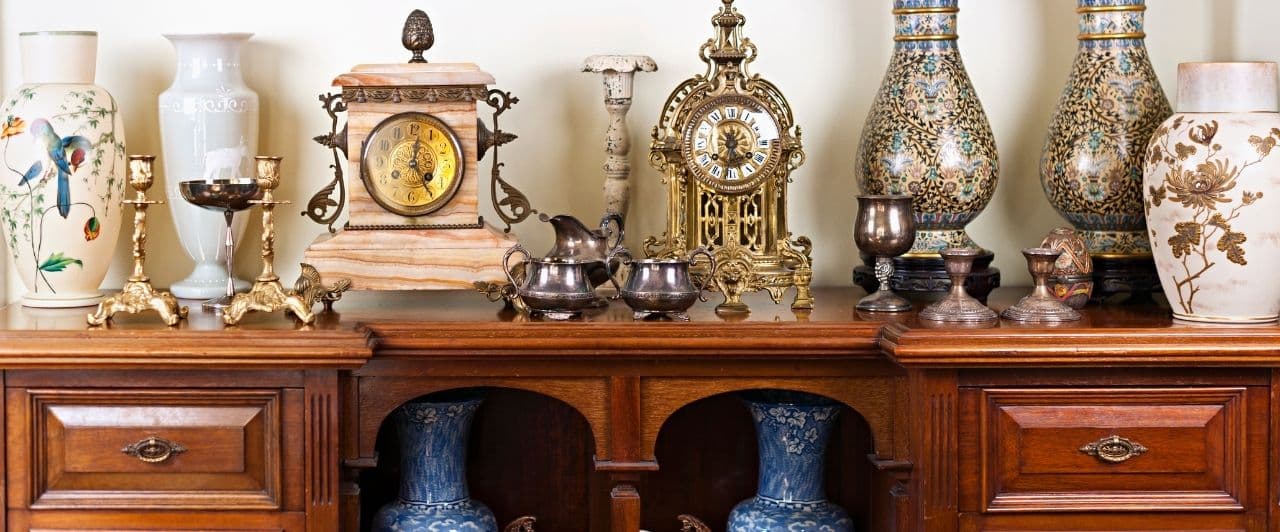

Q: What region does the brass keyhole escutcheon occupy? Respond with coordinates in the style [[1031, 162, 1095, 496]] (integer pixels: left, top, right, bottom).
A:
[[1079, 434, 1148, 464], [122, 436, 187, 464]]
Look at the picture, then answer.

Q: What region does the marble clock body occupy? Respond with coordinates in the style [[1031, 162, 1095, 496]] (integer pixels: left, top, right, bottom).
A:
[[303, 63, 517, 290]]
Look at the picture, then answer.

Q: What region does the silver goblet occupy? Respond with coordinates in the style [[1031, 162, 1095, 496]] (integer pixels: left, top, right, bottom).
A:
[[854, 195, 916, 312], [179, 179, 261, 312]]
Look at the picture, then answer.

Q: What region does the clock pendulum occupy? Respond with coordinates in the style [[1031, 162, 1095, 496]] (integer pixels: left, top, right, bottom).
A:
[[646, 0, 813, 314]]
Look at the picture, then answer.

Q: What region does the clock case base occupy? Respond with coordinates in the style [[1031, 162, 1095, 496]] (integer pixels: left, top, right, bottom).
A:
[[302, 223, 516, 291]]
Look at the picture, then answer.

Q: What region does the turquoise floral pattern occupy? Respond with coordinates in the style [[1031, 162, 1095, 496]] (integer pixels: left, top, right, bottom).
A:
[[1041, 0, 1170, 256], [859, 0, 999, 255]]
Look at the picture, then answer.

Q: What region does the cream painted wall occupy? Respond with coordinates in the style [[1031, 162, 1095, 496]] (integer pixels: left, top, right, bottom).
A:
[[1, 0, 1277, 303]]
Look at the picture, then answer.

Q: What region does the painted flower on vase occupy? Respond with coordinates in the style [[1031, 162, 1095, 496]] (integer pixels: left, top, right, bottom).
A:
[[1145, 119, 1278, 314], [0, 86, 124, 297]]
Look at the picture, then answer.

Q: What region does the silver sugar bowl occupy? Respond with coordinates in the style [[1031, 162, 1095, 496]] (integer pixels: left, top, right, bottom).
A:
[[504, 244, 607, 320], [608, 247, 717, 321]]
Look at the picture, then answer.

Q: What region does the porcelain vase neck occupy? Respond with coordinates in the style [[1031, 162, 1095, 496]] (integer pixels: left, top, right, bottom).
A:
[[745, 393, 841, 503], [1077, 0, 1147, 43], [19, 32, 97, 85], [894, 0, 959, 46], [395, 398, 481, 504], [164, 33, 252, 88]]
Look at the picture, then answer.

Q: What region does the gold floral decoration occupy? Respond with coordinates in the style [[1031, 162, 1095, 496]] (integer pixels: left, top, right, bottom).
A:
[[1147, 119, 1280, 314]]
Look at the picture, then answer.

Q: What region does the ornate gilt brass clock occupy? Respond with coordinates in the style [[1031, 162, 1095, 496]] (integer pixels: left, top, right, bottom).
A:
[[646, 0, 813, 313], [360, 112, 463, 217], [301, 10, 533, 291]]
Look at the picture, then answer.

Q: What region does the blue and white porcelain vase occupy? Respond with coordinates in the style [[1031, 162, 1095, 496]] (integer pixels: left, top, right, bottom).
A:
[[857, 0, 999, 255], [728, 391, 852, 532], [1041, 0, 1171, 258], [372, 396, 497, 532]]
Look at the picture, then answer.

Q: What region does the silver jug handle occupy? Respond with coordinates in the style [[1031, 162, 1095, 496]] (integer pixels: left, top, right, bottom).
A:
[[688, 246, 717, 302], [600, 213, 625, 252], [503, 244, 531, 288], [605, 247, 633, 300]]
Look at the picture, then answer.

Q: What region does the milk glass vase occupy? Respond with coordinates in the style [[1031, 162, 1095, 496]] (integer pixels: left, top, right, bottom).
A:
[[0, 32, 126, 308], [1041, 0, 1171, 260], [159, 33, 258, 299]]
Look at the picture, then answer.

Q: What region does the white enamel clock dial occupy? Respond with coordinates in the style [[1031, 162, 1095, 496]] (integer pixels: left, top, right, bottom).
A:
[[682, 95, 782, 194]]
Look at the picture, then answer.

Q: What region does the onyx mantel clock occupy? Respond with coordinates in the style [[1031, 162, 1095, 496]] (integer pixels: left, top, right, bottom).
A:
[[302, 10, 533, 290], [645, 0, 813, 313]]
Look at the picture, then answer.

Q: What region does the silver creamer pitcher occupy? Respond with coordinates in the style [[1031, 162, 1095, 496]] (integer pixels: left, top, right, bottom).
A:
[[504, 244, 610, 320], [608, 246, 717, 321], [544, 213, 624, 288]]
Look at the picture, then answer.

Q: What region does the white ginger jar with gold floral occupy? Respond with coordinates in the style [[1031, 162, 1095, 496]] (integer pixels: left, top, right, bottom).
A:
[[1143, 62, 1280, 323]]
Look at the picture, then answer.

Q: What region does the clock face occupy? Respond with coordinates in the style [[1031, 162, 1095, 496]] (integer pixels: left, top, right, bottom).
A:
[[682, 95, 783, 193], [361, 112, 464, 217]]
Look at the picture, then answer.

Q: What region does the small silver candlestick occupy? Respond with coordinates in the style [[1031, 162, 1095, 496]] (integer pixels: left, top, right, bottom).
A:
[[854, 195, 916, 312], [920, 248, 997, 323], [1002, 248, 1083, 323]]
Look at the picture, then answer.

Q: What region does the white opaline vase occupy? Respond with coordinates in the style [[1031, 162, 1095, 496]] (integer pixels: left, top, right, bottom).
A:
[[1143, 62, 1280, 323], [159, 33, 258, 299], [0, 32, 126, 308]]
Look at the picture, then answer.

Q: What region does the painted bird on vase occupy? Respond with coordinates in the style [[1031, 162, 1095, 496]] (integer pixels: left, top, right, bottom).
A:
[[18, 118, 91, 218]]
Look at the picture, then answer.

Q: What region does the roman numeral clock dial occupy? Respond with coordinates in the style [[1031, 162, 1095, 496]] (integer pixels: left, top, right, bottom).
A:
[[360, 112, 464, 217], [682, 95, 782, 194]]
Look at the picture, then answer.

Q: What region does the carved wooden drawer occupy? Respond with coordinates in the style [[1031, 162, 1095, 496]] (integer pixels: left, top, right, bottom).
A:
[[7, 388, 284, 510], [974, 387, 1259, 513]]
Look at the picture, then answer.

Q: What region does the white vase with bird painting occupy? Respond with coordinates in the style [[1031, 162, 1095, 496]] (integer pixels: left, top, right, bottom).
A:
[[0, 32, 126, 308], [159, 33, 258, 299]]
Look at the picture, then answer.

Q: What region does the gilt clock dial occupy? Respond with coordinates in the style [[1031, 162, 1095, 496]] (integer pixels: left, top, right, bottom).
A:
[[361, 112, 464, 217], [681, 95, 782, 194]]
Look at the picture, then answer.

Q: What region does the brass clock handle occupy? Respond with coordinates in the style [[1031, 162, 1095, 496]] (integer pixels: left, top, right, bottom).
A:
[[688, 246, 718, 302], [503, 244, 531, 289], [122, 436, 187, 464], [1079, 434, 1148, 464]]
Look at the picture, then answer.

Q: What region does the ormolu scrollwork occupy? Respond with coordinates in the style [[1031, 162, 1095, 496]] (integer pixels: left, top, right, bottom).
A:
[[646, 0, 812, 313], [342, 86, 489, 104], [303, 92, 348, 234], [482, 89, 537, 232]]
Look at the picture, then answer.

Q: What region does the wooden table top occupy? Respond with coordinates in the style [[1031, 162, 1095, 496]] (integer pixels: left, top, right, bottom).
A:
[[1, 286, 1278, 368]]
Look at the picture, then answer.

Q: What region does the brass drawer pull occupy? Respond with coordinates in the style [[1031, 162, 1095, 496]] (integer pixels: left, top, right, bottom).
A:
[[1079, 435, 1148, 464], [122, 436, 187, 464]]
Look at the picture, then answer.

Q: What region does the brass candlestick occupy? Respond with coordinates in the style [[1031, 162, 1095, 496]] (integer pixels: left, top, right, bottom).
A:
[[88, 156, 189, 326], [223, 157, 316, 326]]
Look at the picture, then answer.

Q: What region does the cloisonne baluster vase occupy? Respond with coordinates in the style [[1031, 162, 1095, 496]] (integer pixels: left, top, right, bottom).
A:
[[372, 395, 498, 532], [728, 391, 852, 532], [856, 0, 1001, 300], [1041, 0, 1170, 300]]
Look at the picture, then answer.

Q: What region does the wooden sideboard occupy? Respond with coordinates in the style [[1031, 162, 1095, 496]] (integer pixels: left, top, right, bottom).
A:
[[0, 288, 1278, 531]]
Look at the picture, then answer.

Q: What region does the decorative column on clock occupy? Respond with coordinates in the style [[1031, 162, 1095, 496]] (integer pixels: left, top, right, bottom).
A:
[[582, 55, 657, 221], [855, 0, 1001, 302], [1041, 0, 1170, 301]]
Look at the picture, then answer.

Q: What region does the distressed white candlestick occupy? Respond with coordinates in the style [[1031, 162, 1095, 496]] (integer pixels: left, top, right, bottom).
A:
[[582, 55, 657, 221]]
